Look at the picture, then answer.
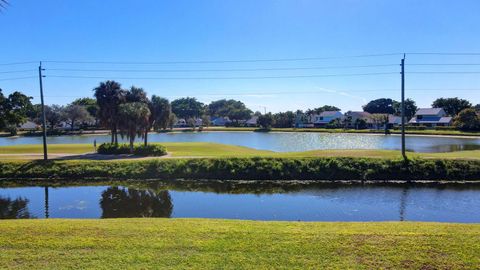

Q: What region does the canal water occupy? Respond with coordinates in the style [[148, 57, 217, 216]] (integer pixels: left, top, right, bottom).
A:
[[1, 181, 479, 222], [1, 131, 480, 152]]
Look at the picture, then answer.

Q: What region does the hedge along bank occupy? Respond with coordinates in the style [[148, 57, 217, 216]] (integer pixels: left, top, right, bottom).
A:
[[0, 157, 479, 181]]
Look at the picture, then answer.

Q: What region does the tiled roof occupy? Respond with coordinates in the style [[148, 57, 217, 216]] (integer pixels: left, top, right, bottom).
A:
[[319, 111, 342, 117], [415, 108, 443, 115]]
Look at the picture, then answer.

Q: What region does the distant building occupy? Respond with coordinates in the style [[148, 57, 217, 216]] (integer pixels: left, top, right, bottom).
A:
[[344, 111, 374, 129], [310, 111, 343, 127], [211, 117, 231, 126], [245, 116, 258, 127], [174, 118, 187, 127], [18, 121, 39, 131], [408, 108, 452, 127]]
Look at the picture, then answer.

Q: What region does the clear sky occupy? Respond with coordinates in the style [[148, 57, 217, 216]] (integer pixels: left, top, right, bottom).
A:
[[1, 0, 479, 112]]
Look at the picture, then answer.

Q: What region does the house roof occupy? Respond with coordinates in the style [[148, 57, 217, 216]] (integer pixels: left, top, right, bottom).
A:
[[409, 116, 452, 124], [319, 111, 342, 117], [246, 116, 258, 124], [346, 111, 371, 118], [415, 108, 444, 115]]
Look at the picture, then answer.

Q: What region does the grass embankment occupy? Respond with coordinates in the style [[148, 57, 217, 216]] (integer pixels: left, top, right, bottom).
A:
[[0, 219, 479, 269], [1, 156, 479, 181], [0, 142, 480, 160]]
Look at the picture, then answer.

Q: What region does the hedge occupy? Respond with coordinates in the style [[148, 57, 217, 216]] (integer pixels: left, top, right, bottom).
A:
[[0, 157, 479, 181]]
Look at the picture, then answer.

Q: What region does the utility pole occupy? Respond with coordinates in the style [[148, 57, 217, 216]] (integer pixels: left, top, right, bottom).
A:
[[401, 54, 407, 161], [38, 62, 48, 160]]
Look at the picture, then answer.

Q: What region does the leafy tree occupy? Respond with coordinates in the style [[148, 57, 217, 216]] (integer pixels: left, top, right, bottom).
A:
[[94, 80, 126, 144], [273, 111, 295, 128], [432, 97, 472, 116], [117, 102, 151, 153], [342, 115, 353, 129], [363, 98, 395, 114], [171, 97, 204, 119], [63, 104, 93, 130], [207, 99, 252, 122], [258, 113, 274, 129], [475, 104, 480, 112], [393, 98, 417, 119], [71, 97, 98, 124], [453, 108, 480, 131], [44, 105, 65, 131], [168, 113, 177, 130], [3, 91, 33, 135], [306, 105, 340, 115], [150, 95, 171, 131], [0, 89, 6, 130]]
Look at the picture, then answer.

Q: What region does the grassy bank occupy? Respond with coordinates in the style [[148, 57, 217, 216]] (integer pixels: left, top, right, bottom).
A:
[[1, 143, 480, 160], [0, 219, 479, 269], [1, 157, 479, 181]]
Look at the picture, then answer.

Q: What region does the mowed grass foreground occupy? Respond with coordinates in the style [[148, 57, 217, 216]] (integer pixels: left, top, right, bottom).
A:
[[0, 142, 479, 160], [0, 219, 479, 269]]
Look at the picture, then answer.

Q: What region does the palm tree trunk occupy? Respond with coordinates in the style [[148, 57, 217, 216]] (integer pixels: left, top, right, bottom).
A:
[[144, 127, 148, 146], [130, 137, 134, 154]]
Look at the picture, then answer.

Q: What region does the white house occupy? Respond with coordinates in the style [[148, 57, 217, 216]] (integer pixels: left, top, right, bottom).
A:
[[310, 111, 343, 127], [174, 118, 187, 127], [408, 108, 452, 127]]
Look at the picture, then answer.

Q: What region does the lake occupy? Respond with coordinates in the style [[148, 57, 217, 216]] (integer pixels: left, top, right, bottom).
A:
[[1, 131, 480, 152], [1, 181, 480, 222]]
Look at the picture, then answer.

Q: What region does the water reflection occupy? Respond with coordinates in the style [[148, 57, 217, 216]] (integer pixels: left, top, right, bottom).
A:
[[0, 196, 34, 219], [1, 180, 480, 222], [100, 187, 172, 218]]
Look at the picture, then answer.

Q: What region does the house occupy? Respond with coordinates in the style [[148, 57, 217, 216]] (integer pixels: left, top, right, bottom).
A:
[[245, 116, 258, 127], [211, 117, 231, 126], [310, 111, 343, 127], [408, 108, 452, 127], [18, 121, 39, 131], [294, 112, 313, 128], [174, 118, 187, 127], [344, 111, 374, 129]]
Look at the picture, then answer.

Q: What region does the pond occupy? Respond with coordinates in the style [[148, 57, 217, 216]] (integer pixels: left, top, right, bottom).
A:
[[1, 131, 480, 152], [1, 181, 480, 222]]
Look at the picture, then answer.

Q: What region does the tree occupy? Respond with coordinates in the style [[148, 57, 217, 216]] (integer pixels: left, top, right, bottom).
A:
[[4, 91, 33, 135], [0, 89, 6, 130], [171, 97, 204, 119], [273, 111, 295, 128], [258, 113, 274, 129], [363, 98, 395, 114], [63, 104, 92, 130], [126, 86, 149, 103], [117, 102, 151, 153], [453, 108, 480, 131], [71, 97, 98, 124], [393, 98, 417, 119], [475, 104, 480, 112], [432, 97, 472, 116], [207, 99, 252, 122], [150, 96, 171, 131], [44, 105, 65, 131], [167, 113, 177, 130], [306, 105, 340, 115], [94, 80, 126, 144]]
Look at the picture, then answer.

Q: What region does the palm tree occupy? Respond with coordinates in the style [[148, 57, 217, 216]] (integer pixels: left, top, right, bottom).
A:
[[93, 81, 125, 144], [126, 86, 150, 145], [117, 102, 151, 153]]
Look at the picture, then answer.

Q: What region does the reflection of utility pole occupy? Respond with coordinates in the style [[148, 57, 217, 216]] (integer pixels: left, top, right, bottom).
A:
[[44, 187, 49, 219], [399, 186, 409, 221]]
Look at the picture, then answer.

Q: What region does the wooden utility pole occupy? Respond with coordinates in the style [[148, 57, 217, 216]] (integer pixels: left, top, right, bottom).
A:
[[401, 55, 407, 161], [38, 62, 48, 160]]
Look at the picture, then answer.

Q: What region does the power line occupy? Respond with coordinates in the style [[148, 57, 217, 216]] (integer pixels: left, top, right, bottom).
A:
[[0, 69, 36, 74], [408, 71, 480, 74], [0, 76, 37, 81], [408, 63, 480, 66], [0, 61, 37, 66], [42, 53, 402, 65], [45, 64, 398, 73], [406, 52, 480, 56], [44, 72, 398, 80]]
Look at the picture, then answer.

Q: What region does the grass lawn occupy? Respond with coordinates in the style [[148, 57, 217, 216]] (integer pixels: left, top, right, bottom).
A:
[[0, 219, 479, 269], [0, 142, 479, 160]]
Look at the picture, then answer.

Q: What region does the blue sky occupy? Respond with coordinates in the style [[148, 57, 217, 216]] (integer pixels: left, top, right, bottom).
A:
[[1, 0, 479, 112]]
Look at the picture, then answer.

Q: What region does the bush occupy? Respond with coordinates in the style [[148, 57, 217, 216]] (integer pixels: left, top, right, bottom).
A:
[[97, 143, 167, 156]]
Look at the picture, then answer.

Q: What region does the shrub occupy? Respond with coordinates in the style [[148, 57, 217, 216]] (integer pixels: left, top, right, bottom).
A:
[[97, 143, 167, 156]]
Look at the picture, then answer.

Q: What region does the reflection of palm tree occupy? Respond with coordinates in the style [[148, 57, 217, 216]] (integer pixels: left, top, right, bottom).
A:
[[100, 187, 173, 218], [0, 196, 34, 219]]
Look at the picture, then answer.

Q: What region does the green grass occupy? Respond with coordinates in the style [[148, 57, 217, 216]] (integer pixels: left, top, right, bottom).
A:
[[0, 142, 479, 160], [0, 219, 479, 269]]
